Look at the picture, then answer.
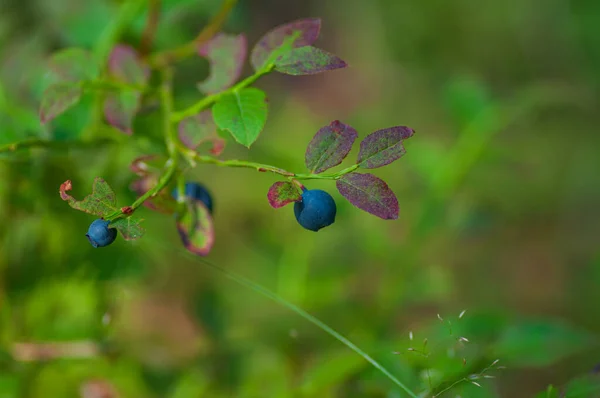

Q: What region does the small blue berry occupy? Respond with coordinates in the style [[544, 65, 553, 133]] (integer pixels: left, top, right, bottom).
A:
[[172, 182, 214, 213], [294, 189, 337, 231], [86, 219, 117, 248]]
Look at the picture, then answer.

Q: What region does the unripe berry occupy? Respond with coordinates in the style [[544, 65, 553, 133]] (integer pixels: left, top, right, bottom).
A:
[[172, 182, 214, 213], [294, 189, 336, 231], [86, 219, 117, 248]]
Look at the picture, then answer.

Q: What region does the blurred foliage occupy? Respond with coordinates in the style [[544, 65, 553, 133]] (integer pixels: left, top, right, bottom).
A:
[[1, 0, 600, 397]]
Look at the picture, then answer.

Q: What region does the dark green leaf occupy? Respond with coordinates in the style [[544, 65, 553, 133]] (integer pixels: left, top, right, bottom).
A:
[[212, 88, 268, 148]]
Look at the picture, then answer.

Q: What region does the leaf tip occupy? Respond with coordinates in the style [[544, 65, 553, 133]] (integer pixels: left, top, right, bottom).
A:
[[59, 180, 73, 200]]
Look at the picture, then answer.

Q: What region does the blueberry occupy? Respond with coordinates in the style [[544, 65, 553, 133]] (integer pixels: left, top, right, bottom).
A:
[[172, 182, 214, 213], [86, 219, 117, 248], [294, 189, 337, 231]]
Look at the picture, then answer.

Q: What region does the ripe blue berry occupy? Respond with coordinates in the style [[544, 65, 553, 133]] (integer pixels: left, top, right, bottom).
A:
[[294, 189, 337, 231], [172, 182, 214, 213], [86, 219, 117, 248]]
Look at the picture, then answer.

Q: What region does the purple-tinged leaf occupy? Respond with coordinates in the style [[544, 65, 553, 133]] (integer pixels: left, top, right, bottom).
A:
[[47, 48, 99, 82], [305, 120, 358, 174], [212, 88, 268, 148], [107, 45, 149, 86], [129, 154, 166, 177], [274, 46, 347, 76], [336, 173, 399, 220], [111, 216, 145, 240], [357, 126, 415, 169], [178, 111, 226, 156], [251, 18, 321, 71], [267, 181, 302, 208], [130, 175, 177, 214], [59, 178, 118, 217], [103, 91, 141, 135], [176, 197, 215, 256], [104, 45, 148, 134], [39, 83, 82, 124], [197, 33, 247, 94]]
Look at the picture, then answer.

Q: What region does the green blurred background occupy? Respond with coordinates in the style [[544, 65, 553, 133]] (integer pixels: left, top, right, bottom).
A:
[[1, 0, 600, 397]]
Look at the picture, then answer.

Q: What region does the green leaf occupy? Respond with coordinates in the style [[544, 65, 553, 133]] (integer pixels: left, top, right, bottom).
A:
[[176, 198, 215, 256], [357, 126, 415, 169], [492, 318, 597, 367], [274, 46, 347, 76], [111, 216, 145, 241], [39, 83, 82, 124], [47, 48, 99, 82], [212, 88, 268, 148], [59, 177, 118, 217]]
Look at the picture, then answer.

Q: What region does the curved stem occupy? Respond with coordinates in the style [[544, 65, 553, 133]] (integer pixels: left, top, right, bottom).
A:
[[147, 0, 237, 68]]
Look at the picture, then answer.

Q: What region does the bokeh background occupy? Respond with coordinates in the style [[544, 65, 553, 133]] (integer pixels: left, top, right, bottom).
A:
[[1, 0, 600, 397]]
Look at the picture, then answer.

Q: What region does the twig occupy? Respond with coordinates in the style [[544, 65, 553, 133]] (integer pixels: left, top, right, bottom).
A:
[[12, 341, 100, 361], [139, 0, 161, 56], [147, 0, 237, 67]]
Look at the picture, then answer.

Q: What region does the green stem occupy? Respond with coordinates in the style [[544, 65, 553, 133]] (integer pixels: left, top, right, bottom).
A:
[[106, 69, 179, 221], [178, 143, 359, 181], [171, 66, 273, 123], [146, 0, 237, 68], [82, 80, 146, 93], [0, 138, 115, 154], [186, 255, 419, 398]]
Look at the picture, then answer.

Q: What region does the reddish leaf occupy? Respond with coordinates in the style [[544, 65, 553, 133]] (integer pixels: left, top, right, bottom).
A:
[[305, 120, 358, 173], [104, 45, 149, 134], [251, 18, 321, 71], [198, 33, 247, 94], [176, 198, 215, 256], [107, 45, 149, 86], [39, 83, 82, 124], [178, 111, 226, 155], [357, 126, 415, 169], [274, 46, 347, 75], [111, 216, 145, 240], [130, 154, 166, 176], [267, 181, 302, 208], [336, 173, 399, 220], [47, 48, 99, 82], [59, 177, 118, 217], [103, 91, 141, 135]]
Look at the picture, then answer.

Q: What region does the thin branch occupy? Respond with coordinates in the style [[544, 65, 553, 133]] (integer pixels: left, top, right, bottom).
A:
[[147, 0, 238, 68], [139, 0, 161, 56], [12, 341, 100, 361], [0, 138, 115, 155]]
